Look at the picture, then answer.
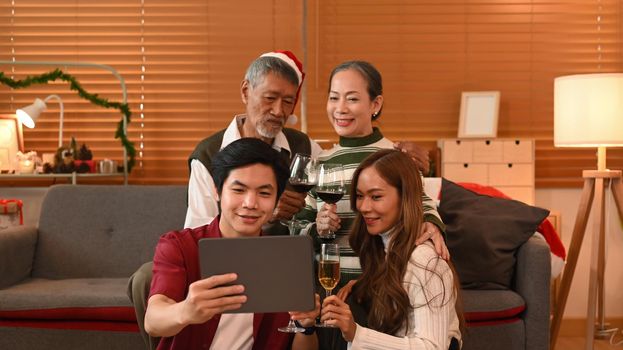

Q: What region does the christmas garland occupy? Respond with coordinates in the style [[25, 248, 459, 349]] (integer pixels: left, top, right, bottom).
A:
[[0, 69, 136, 173]]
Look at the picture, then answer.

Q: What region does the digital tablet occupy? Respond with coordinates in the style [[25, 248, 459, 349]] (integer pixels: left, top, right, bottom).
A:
[[199, 235, 316, 313]]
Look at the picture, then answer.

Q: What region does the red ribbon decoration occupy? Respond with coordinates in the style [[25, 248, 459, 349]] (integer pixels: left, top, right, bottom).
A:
[[0, 199, 24, 225]]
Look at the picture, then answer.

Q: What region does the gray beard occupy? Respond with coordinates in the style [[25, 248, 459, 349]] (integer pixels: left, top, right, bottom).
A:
[[256, 121, 283, 139]]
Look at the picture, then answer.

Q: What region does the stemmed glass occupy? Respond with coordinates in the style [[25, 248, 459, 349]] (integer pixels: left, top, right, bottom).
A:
[[316, 163, 345, 240], [288, 153, 318, 194], [280, 153, 318, 236], [277, 154, 318, 334], [316, 243, 340, 327]]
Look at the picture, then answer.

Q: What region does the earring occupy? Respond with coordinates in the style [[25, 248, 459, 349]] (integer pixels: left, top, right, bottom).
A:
[[372, 111, 378, 118]]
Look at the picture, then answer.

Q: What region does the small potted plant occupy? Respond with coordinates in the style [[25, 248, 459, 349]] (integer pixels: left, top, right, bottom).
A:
[[72, 137, 96, 173]]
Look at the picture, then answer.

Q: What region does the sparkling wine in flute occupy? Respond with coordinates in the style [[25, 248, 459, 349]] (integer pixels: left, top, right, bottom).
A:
[[318, 260, 340, 291], [316, 191, 344, 204], [316, 243, 340, 328]]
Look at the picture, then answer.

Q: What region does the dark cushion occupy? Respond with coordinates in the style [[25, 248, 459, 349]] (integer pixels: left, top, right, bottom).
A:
[[439, 178, 549, 290]]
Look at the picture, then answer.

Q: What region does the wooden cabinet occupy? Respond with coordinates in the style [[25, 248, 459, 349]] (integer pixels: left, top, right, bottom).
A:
[[438, 138, 535, 204]]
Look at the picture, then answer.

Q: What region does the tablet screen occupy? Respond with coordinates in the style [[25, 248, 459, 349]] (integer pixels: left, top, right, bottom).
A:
[[199, 235, 316, 313]]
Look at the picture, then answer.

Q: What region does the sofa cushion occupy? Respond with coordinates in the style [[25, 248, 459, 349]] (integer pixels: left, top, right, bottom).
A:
[[439, 178, 549, 289], [462, 289, 525, 323], [33, 185, 187, 279], [0, 278, 134, 322]]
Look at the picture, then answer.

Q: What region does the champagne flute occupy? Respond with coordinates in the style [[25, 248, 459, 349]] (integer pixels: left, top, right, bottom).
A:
[[316, 243, 340, 328], [316, 163, 345, 240]]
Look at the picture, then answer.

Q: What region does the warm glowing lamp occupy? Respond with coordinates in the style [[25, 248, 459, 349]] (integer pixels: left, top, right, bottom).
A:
[[550, 73, 623, 349], [554, 73, 623, 169], [16, 94, 64, 147]]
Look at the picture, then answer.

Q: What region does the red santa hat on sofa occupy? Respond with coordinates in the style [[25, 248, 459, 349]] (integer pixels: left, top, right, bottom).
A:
[[260, 50, 305, 125]]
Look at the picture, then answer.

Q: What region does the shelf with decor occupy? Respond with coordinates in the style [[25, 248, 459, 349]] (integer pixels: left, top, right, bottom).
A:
[[0, 172, 125, 186], [0, 60, 135, 185]]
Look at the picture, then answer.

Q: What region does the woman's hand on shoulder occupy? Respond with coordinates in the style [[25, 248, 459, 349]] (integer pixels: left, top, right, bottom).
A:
[[393, 141, 430, 174], [417, 222, 450, 260]]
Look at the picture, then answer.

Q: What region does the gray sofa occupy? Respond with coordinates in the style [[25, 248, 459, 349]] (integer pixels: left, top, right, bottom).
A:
[[0, 185, 187, 350], [460, 236, 550, 350], [0, 184, 549, 350]]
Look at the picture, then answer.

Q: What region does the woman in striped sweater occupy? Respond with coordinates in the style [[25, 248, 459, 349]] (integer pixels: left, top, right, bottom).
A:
[[296, 60, 448, 288]]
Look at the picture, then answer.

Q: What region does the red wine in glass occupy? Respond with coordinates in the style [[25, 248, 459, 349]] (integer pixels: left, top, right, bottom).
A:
[[316, 163, 345, 240], [316, 190, 344, 204], [289, 179, 316, 193]]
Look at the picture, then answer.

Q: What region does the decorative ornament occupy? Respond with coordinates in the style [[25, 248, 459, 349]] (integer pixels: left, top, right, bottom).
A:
[[0, 69, 135, 172]]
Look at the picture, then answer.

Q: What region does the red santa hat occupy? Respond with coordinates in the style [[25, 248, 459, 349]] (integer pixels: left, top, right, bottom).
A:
[[260, 50, 305, 125]]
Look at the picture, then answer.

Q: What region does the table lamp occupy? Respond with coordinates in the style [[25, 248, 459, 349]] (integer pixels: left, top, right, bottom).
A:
[[550, 73, 623, 349], [16, 94, 64, 148]]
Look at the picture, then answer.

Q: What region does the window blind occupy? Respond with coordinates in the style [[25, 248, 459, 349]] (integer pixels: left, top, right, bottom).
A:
[[0, 0, 301, 185], [1, 1, 621, 187], [305, 0, 623, 187]]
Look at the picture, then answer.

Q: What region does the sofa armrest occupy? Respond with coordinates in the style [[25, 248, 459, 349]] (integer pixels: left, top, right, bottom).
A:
[[515, 234, 551, 350], [0, 225, 38, 289]]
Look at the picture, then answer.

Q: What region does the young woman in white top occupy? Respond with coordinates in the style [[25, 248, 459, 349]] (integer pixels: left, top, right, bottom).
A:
[[319, 149, 463, 350]]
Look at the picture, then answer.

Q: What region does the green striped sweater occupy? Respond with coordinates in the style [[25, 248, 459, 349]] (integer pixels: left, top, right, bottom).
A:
[[296, 128, 445, 287]]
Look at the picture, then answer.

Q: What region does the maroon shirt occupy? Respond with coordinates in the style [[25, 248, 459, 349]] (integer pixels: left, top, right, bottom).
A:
[[149, 216, 293, 350]]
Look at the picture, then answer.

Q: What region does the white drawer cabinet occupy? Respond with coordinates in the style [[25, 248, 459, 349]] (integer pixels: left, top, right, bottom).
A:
[[442, 163, 489, 184], [439, 139, 535, 204]]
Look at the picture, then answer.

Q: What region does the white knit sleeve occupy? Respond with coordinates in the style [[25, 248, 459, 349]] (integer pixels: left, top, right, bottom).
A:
[[349, 244, 456, 350]]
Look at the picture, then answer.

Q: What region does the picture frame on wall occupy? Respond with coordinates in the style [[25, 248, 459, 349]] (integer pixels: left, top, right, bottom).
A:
[[458, 91, 500, 138], [0, 114, 24, 172]]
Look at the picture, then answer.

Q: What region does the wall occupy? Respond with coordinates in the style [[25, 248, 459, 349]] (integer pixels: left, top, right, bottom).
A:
[[2, 186, 622, 318]]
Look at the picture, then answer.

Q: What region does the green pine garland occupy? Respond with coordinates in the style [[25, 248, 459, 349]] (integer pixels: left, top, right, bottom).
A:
[[0, 69, 136, 173]]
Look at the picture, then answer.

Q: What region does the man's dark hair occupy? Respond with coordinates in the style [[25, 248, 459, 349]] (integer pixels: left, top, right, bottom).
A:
[[211, 138, 290, 199]]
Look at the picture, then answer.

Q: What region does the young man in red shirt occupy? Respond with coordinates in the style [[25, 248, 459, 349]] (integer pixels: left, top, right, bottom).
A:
[[144, 138, 319, 350]]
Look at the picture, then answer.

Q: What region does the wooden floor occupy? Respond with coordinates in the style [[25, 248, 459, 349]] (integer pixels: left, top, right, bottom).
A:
[[555, 336, 623, 350]]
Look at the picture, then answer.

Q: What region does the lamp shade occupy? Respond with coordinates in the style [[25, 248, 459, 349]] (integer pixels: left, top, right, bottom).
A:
[[554, 73, 623, 148], [15, 95, 64, 147], [16, 98, 47, 129]]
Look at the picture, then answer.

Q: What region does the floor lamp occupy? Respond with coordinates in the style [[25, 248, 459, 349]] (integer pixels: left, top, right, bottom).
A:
[[550, 73, 623, 350]]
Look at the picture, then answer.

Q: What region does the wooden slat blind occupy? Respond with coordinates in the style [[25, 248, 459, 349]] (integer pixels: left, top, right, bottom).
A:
[[304, 0, 623, 187], [1, 1, 622, 187], [0, 0, 301, 184]]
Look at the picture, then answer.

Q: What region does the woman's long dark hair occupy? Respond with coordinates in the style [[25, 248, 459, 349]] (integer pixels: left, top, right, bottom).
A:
[[349, 149, 463, 336]]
